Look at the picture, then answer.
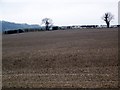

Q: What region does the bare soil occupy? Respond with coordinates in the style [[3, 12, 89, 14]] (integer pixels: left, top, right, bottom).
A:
[[2, 28, 119, 88]]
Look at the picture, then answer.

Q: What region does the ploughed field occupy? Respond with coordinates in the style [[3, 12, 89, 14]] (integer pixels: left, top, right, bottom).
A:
[[2, 28, 119, 88]]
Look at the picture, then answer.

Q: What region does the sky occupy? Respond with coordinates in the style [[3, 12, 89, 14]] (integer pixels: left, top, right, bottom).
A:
[[0, 0, 119, 26]]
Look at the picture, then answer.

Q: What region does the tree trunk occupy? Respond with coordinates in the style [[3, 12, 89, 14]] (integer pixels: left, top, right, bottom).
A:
[[106, 22, 110, 28], [46, 25, 49, 30]]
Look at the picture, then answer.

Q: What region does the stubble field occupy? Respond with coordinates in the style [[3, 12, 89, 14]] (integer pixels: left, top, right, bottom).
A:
[[2, 28, 119, 88]]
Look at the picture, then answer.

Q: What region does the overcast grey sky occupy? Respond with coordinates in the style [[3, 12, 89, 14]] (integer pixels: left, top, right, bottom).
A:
[[1, 0, 119, 26]]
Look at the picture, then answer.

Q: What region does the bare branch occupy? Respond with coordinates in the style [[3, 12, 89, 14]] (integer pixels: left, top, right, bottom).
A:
[[102, 12, 114, 28], [41, 18, 53, 30]]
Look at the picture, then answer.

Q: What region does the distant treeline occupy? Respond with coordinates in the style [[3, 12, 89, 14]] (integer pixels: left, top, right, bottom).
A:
[[3, 28, 41, 34], [3, 25, 120, 34]]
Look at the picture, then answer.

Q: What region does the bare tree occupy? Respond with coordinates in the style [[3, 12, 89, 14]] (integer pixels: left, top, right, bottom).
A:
[[42, 18, 53, 30], [102, 12, 114, 28]]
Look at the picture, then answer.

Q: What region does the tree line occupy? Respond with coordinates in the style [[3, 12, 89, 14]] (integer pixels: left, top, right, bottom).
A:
[[42, 12, 115, 30], [3, 12, 118, 34]]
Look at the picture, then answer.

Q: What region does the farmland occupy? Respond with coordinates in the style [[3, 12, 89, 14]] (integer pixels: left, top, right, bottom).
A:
[[2, 28, 119, 88]]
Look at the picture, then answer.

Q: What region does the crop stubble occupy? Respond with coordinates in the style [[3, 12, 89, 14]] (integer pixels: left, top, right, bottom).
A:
[[2, 28, 119, 88]]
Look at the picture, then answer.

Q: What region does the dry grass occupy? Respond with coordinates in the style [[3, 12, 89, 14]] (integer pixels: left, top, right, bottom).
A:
[[2, 28, 119, 88]]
